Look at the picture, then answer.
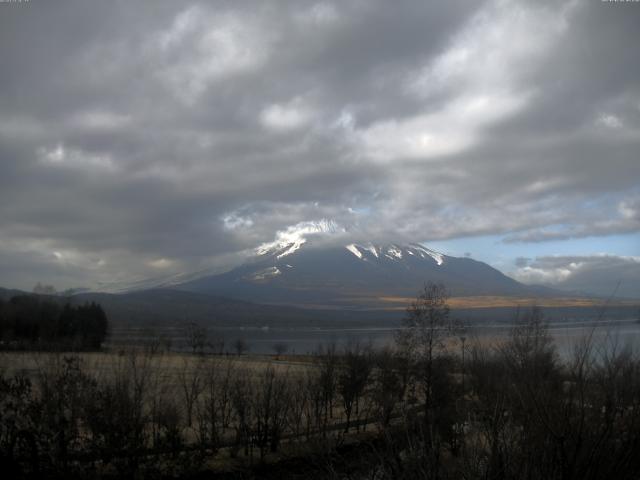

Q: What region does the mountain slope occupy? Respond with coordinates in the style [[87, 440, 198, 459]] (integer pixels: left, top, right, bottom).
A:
[[176, 242, 539, 308]]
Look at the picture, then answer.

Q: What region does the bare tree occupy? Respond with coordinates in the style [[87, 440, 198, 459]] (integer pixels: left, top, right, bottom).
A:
[[395, 283, 451, 363], [230, 368, 253, 457], [302, 368, 324, 439], [210, 336, 225, 355], [184, 322, 208, 355], [395, 283, 453, 440], [338, 342, 371, 432], [251, 366, 291, 458], [196, 357, 235, 450], [500, 305, 556, 378], [272, 342, 288, 358], [286, 375, 309, 439], [233, 338, 248, 356], [370, 348, 405, 430], [316, 343, 339, 435], [178, 357, 204, 428], [83, 351, 152, 476]]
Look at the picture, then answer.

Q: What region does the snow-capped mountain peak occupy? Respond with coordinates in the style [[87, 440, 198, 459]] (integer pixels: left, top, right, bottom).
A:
[[175, 236, 531, 305], [254, 219, 445, 267], [344, 243, 445, 266], [256, 219, 344, 259]]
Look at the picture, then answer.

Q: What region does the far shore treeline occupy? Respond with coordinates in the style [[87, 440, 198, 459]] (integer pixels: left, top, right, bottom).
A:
[[0, 295, 108, 350]]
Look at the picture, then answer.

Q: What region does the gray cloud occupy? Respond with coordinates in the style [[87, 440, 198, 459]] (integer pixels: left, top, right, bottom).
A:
[[1, 0, 639, 290]]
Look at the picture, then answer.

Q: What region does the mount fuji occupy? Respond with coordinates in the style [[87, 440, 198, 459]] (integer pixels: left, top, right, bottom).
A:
[[13, 219, 623, 326], [174, 237, 542, 310]]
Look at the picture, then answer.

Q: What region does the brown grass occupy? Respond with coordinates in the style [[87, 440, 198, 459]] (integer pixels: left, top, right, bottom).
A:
[[377, 295, 640, 309], [0, 350, 311, 382]]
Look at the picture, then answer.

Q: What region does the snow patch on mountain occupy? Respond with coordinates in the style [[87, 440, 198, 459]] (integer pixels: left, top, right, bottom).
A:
[[277, 240, 305, 259], [346, 244, 363, 259], [409, 244, 444, 265], [344, 242, 445, 265], [365, 245, 379, 258], [386, 245, 403, 259], [257, 219, 344, 259], [248, 266, 281, 281]]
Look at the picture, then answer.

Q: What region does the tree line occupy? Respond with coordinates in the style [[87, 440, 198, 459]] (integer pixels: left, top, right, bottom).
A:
[[0, 295, 109, 350]]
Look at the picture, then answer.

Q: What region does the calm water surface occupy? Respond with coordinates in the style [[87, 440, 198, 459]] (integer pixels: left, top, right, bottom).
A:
[[111, 319, 640, 357]]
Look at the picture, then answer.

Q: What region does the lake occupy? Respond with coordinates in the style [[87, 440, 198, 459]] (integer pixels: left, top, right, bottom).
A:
[[109, 318, 640, 358]]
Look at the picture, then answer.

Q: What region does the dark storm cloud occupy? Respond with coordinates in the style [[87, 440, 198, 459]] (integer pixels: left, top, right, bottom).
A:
[[0, 0, 639, 289]]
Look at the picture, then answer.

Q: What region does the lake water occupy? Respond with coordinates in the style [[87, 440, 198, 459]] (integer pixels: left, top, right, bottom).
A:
[[110, 319, 640, 357]]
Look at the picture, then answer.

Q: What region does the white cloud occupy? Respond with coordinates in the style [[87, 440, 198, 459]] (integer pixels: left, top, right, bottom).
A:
[[407, 1, 572, 99], [157, 5, 200, 50], [514, 254, 640, 298], [618, 200, 638, 220], [151, 6, 272, 103], [515, 264, 576, 285], [355, 1, 574, 162], [260, 97, 315, 132], [597, 113, 623, 129], [357, 93, 527, 160], [222, 212, 254, 231]]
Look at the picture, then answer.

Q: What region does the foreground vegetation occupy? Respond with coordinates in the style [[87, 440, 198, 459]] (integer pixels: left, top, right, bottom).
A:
[[1, 285, 639, 479]]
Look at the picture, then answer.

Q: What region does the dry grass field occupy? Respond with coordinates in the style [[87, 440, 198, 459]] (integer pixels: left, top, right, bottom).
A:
[[0, 350, 314, 386], [378, 295, 640, 309]]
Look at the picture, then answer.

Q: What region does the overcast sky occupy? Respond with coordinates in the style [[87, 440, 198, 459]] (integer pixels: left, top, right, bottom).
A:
[[1, 0, 639, 297]]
